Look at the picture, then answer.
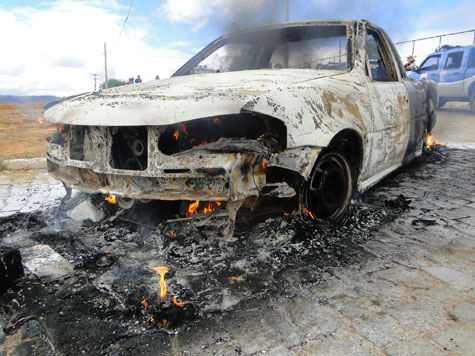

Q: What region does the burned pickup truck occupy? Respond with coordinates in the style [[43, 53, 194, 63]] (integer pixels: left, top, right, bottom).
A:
[[44, 19, 435, 235]]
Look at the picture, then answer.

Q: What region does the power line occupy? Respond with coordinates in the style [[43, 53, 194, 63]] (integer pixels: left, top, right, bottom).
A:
[[109, 0, 134, 53]]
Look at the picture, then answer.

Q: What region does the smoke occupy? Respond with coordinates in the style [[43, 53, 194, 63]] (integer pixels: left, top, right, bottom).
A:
[[159, 0, 286, 34], [215, 0, 285, 33]]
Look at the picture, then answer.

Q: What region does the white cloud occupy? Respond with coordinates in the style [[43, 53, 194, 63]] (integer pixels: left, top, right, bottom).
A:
[[0, 0, 192, 96]]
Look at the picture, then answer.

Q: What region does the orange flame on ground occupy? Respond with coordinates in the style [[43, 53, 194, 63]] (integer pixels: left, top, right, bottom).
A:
[[150, 266, 169, 299], [37, 117, 45, 124], [150, 316, 155, 323], [426, 133, 446, 151], [141, 298, 148, 308], [105, 194, 117, 204], [228, 276, 245, 282], [173, 130, 179, 140], [172, 297, 184, 307], [262, 161, 268, 172], [162, 319, 167, 325], [304, 207, 315, 220], [186, 200, 222, 216], [284, 209, 296, 216], [170, 231, 177, 238]]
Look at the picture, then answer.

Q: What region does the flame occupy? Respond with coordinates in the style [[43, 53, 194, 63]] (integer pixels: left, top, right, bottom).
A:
[[173, 130, 179, 140], [150, 316, 155, 323], [186, 200, 222, 216], [105, 194, 117, 204], [37, 117, 45, 124], [284, 209, 296, 216], [180, 124, 189, 135], [304, 207, 315, 220], [228, 276, 245, 282], [213, 118, 221, 125], [172, 297, 184, 307], [426, 133, 446, 151], [170, 231, 177, 238], [186, 200, 200, 216], [150, 266, 169, 299], [141, 298, 148, 308], [162, 319, 167, 325], [262, 161, 268, 172]]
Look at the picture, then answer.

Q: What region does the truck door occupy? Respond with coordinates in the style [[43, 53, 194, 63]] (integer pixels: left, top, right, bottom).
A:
[[439, 50, 465, 98], [364, 28, 409, 177], [418, 54, 442, 82], [463, 48, 475, 96]]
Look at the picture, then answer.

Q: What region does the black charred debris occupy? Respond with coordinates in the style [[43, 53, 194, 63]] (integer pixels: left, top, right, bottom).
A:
[[0, 150, 448, 354]]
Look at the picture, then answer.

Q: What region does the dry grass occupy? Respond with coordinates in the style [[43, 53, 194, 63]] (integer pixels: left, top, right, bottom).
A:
[[0, 102, 57, 160]]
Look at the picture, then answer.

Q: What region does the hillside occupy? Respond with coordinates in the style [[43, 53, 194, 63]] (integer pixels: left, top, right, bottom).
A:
[[0, 102, 56, 160], [0, 95, 60, 103]]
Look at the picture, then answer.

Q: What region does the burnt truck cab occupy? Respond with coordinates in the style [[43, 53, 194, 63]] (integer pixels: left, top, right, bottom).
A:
[[44, 19, 434, 234]]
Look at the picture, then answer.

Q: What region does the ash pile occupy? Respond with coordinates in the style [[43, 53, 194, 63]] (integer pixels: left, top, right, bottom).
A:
[[0, 152, 447, 355]]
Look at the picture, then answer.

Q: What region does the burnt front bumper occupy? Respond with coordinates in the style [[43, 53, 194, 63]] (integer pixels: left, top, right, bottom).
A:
[[46, 126, 267, 202]]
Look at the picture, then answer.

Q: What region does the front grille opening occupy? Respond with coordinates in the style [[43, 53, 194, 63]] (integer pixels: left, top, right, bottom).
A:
[[69, 126, 88, 160], [164, 169, 190, 174], [110, 127, 148, 171], [158, 113, 287, 156]]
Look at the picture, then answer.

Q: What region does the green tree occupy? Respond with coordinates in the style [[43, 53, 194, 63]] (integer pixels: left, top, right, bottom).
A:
[[100, 78, 127, 89]]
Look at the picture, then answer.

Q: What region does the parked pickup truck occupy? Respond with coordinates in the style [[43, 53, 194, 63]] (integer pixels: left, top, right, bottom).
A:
[[409, 45, 475, 113], [44, 19, 436, 236]]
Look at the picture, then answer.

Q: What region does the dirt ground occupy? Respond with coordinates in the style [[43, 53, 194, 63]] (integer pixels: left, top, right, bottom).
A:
[[0, 103, 56, 160]]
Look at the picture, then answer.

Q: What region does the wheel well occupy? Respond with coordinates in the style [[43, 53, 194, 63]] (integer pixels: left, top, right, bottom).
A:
[[469, 83, 475, 97], [326, 129, 363, 186]]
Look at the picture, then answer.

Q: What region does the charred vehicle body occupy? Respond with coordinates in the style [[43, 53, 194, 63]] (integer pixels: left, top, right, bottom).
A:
[[44, 19, 436, 235]]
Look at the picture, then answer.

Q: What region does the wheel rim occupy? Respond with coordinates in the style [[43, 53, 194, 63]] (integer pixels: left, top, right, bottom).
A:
[[305, 152, 352, 221]]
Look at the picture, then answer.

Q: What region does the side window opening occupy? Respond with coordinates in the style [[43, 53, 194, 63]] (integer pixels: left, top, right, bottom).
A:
[[366, 31, 397, 82], [444, 51, 464, 70]]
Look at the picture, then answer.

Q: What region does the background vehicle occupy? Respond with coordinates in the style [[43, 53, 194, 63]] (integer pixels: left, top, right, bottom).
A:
[[409, 45, 475, 113]]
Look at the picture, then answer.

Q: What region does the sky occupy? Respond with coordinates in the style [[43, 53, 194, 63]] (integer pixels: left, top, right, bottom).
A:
[[0, 0, 474, 96]]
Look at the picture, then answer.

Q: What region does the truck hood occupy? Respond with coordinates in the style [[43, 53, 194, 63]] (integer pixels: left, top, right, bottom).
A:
[[44, 69, 343, 126]]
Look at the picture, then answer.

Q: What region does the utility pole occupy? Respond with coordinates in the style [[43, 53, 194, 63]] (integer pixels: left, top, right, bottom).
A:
[[90, 73, 99, 92], [285, 0, 289, 22], [104, 42, 109, 89], [283, 0, 290, 68]]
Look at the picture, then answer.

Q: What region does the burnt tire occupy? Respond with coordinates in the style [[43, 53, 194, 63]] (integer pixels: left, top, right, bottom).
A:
[[470, 92, 475, 115], [304, 151, 353, 223]]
